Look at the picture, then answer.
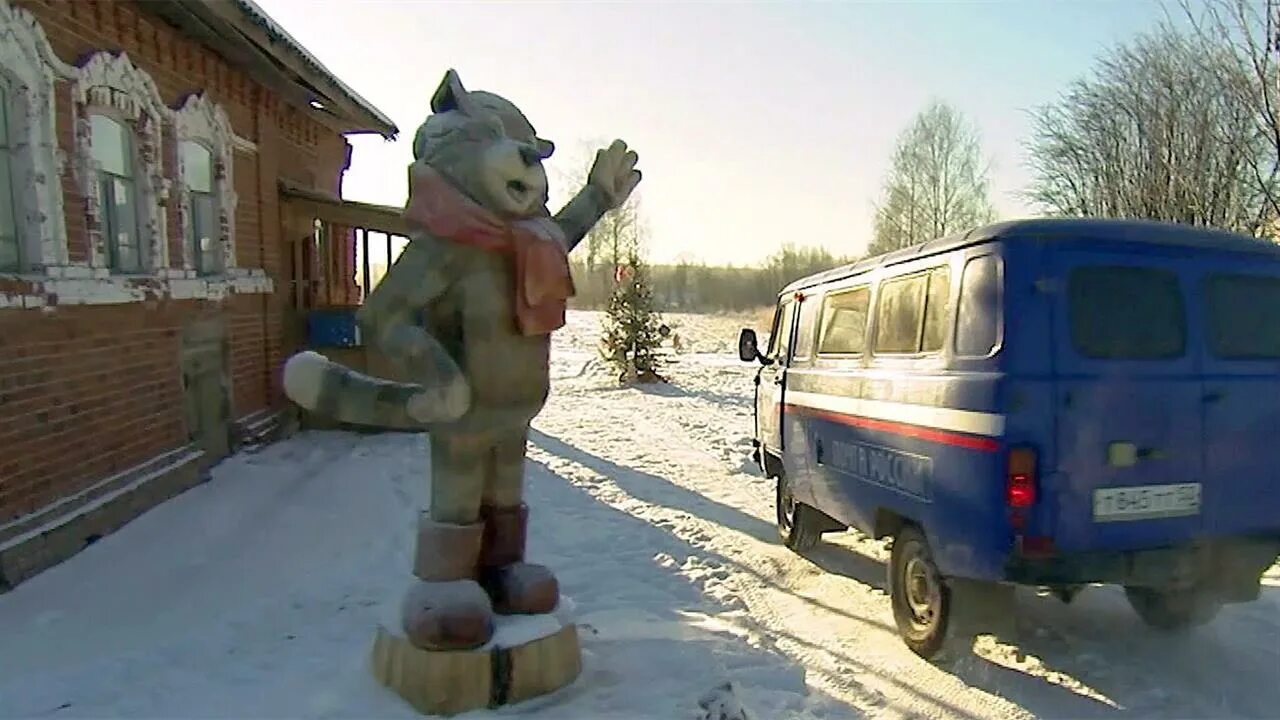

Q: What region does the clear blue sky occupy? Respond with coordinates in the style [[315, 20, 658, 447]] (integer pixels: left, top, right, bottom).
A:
[[255, 0, 1179, 266]]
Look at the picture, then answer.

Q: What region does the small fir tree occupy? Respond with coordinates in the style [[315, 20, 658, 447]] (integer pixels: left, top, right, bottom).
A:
[[600, 250, 666, 384]]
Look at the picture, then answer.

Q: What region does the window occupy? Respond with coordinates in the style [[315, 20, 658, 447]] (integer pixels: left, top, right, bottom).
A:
[[91, 114, 142, 273], [77, 52, 174, 274], [181, 140, 220, 274], [818, 286, 870, 355], [768, 300, 796, 360], [1204, 273, 1280, 359], [956, 255, 1001, 356], [921, 266, 952, 352], [1, 3, 80, 277], [1068, 265, 1185, 359], [791, 294, 822, 360], [876, 274, 927, 353], [874, 266, 951, 354], [173, 92, 237, 273], [0, 80, 17, 271], [765, 303, 783, 356]]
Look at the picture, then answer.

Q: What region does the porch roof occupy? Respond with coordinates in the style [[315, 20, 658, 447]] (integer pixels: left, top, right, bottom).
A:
[[278, 180, 412, 236]]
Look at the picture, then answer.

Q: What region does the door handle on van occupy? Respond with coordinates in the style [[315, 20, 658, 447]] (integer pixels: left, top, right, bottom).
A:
[[1203, 390, 1226, 404], [815, 439, 824, 465]]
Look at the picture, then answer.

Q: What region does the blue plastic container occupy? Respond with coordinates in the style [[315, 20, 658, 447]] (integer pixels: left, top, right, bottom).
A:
[[306, 307, 363, 348]]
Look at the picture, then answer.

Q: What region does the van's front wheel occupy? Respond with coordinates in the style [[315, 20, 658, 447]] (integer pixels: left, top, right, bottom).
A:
[[776, 475, 820, 552], [889, 525, 951, 659], [1124, 585, 1222, 631]]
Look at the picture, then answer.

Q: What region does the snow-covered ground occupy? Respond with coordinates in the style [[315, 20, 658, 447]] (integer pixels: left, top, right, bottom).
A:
[[2, 310, 1279, 719]]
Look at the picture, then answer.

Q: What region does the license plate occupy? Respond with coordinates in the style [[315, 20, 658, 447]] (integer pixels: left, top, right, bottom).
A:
[[1093, 483, 1201, 522]]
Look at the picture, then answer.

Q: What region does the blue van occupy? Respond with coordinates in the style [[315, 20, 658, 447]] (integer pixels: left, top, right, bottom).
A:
[[738, 218, 1280, 659]]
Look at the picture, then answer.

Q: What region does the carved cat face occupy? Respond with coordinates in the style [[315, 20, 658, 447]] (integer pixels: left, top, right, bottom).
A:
[[411, 70, 556, 219]]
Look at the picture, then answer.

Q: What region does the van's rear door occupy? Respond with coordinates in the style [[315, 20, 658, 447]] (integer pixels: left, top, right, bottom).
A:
[[1051, 251, 1205, 553], [1198, 262, 1280, 538]]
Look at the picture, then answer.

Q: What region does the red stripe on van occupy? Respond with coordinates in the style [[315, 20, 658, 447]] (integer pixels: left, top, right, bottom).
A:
[[785, 405, 1001, 453]]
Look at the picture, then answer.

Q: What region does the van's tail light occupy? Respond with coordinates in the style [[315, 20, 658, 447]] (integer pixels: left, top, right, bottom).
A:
[[1006, 447, 1038, 508]]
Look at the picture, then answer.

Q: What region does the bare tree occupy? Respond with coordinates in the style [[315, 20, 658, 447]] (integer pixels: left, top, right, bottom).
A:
[[869, 101, 996, 256], [1179, 0, 1280, 231], [1025, 26, 1273, 235], [557, 139, 645, 301]]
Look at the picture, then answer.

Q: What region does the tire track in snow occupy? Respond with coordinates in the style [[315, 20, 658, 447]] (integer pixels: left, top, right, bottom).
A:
[[525, 439, 896, 718], [532, 383, 1034, 720]]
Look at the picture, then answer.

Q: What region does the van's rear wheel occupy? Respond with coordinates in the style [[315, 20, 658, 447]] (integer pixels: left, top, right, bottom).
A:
[[1124, 585, 1222, 631], [889, 525, 951, 659], [776, 475, 820, 552]]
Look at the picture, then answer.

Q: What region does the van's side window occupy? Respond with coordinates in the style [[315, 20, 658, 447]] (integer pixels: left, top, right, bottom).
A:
[[818, 286, 869, 355], [1204, 273, 1280, 359], [956, 255, 1001, 357], [921, 266, 952, 352], [769, 300, 796, 361], [874, 266, 950, 354], [791, 295, 821, 361], [1068, 265, 1185, 359], [875, 274, 927, 353]]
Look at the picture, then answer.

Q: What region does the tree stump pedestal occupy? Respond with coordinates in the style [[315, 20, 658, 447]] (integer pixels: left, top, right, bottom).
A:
[[370, 598, 582, 716]]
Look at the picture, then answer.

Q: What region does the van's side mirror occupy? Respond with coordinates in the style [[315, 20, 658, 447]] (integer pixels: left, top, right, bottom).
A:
[[738, 328, 766, 364]]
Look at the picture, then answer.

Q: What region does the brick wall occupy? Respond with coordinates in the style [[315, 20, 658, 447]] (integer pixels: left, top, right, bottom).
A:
[[0, 0, 356, 524], [0, 303, 193, 518]]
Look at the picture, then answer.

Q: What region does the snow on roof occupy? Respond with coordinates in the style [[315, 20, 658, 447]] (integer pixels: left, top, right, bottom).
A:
[[230, 0, 398, 138]]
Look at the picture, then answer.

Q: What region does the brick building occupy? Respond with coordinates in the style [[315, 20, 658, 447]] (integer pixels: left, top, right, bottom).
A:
[[0, 0, 401, 589]]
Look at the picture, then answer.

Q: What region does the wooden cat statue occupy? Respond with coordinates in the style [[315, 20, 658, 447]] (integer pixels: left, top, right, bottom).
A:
[[282, 68, 641, 651]]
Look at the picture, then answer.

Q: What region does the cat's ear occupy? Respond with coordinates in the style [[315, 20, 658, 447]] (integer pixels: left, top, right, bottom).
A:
[[430, 69, 475, 115]]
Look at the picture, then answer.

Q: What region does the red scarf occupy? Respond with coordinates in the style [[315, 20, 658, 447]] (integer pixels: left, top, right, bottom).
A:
[[402, 164, 575, 336]]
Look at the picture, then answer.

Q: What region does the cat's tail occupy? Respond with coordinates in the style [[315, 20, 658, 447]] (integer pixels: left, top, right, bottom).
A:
[[282, 350, 470, 429]]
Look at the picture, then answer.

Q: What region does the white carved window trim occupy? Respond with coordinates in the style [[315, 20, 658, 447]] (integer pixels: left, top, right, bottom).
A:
[[0, 5, 273, 310], [0, 74, 20, 271], [88, 109, 149, 273], [174, 92, 237, 274], [72, 51, 170, 274], [0, 0, 74, 274]]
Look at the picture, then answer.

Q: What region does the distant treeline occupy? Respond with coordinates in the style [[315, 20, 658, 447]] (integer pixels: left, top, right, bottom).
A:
[[567, 244, 858, 312]]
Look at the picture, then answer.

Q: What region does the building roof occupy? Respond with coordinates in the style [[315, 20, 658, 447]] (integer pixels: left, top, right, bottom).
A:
[[783, 218, 1280, 295], [146, 0, 398, 138]]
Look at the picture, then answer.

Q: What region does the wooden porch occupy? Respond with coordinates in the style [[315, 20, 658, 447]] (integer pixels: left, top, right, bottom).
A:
[[278, 181, 414, 392]]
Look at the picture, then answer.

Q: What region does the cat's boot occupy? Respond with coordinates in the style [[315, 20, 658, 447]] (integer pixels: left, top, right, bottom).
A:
[[400, 516, 494, 650], [479, 503, 559, 614]]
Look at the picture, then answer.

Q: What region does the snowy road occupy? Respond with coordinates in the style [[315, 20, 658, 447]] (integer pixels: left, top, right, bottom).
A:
[[2, 310, 1278, 719]]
